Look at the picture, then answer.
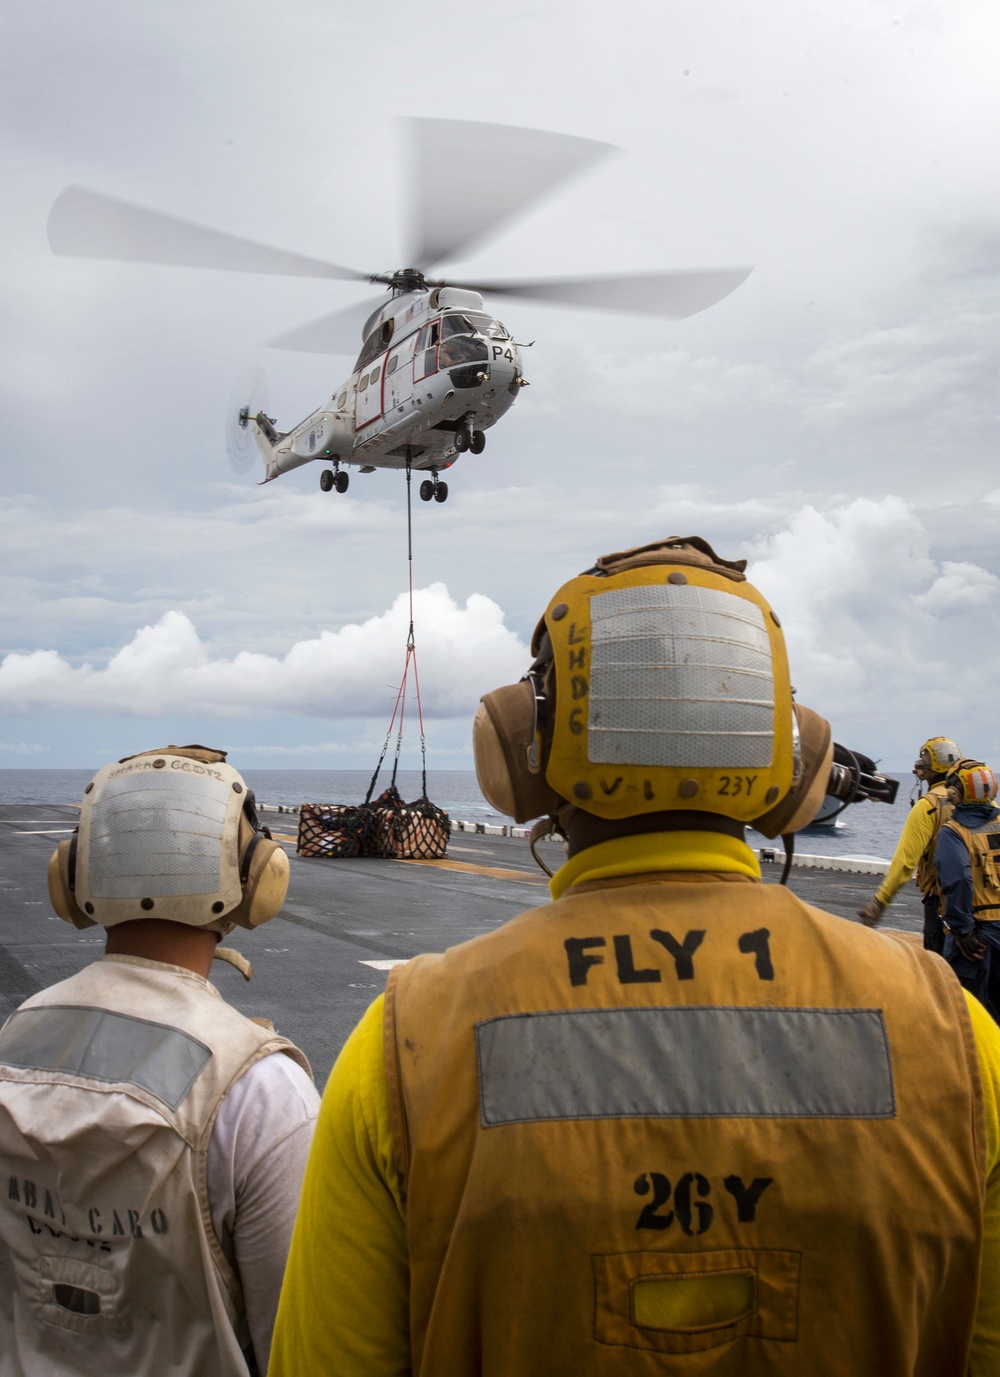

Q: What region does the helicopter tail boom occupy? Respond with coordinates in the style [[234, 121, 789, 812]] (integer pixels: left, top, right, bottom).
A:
[[261, 443, 314, 483], [259, 408, 354, 482]]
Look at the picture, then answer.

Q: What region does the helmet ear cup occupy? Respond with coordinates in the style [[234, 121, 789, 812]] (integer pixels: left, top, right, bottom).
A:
[[47, 838, 97, 930], [226, 817, 290, 929], [752, 705, 833, 838], [474, 683, 563, 824]]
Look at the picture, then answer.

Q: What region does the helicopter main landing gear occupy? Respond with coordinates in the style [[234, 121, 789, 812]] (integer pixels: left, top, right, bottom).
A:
[[320, 466, 349, 494], [419, 471, 449, 503], [453, 415, 485, 454]]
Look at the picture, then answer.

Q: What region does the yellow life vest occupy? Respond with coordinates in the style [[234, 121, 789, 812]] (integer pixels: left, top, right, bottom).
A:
[[914, 787, 955, 898], [941, 812, 1000, 921], [385, 874, 984, 1377]]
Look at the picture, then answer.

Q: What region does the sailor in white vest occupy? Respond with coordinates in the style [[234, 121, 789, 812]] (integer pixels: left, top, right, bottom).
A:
[[0, 745, 320, 1376]]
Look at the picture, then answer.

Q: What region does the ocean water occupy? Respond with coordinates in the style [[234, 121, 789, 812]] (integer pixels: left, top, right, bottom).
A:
[[0, 768, 919, 862], [0, 768, 493, 819]]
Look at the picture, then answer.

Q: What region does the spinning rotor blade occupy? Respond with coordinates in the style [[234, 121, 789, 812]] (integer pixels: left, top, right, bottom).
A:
[[408, 119, 613, 271], [48, 186, 371, 281], [266, 295, 386, 354], [225, 364, 269, 474], [449, 266, 753, 319]]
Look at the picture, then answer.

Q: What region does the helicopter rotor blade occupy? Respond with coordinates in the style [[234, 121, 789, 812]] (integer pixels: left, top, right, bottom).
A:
[[48, 186, 373, 281], [266, 295, 386, 354], [407, 119, 614, 272], [445, 266, 753, 319]]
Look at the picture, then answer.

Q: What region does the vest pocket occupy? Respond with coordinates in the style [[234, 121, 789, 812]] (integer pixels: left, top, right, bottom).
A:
[[593, 1247, 800, 1354], [632, 1269, 755, 1330], [13, 1254, 125, 1333]]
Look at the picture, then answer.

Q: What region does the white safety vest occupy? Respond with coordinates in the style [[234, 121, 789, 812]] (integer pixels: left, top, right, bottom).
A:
[[0, 955, 310, 1376]]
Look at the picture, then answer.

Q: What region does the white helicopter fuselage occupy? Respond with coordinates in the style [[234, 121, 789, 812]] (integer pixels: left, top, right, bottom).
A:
[[258, 286, 523, 484]]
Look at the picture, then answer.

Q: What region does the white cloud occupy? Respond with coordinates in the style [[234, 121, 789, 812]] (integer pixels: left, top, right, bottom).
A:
[[746, 496, 1000, 759], [0, 741, 45, 756], [0, 585, 529, 720], [915, 561, 1000, 614]]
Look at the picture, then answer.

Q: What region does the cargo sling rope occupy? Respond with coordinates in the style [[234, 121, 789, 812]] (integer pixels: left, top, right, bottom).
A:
[[296, 462, 450, 861], [364, 461, 429, 812]]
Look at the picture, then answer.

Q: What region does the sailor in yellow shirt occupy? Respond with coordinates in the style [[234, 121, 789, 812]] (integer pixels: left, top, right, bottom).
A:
[[272, 539, 1000, 1376], [858, 737, 964, 951]]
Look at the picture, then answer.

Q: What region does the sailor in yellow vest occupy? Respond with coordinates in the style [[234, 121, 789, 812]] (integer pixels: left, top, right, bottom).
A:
[[0, 745, 320, 1376], [857, 736, 963, 950], [271, 537, 1000, 1377], [937, 762, 1000, 1023]]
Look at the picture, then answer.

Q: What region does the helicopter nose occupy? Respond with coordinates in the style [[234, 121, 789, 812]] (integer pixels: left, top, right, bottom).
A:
[[480, 359, 514, 400], [485, 349, 518, 389]]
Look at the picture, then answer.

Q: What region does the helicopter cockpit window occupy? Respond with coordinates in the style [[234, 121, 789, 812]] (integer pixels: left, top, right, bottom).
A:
[[355, 328, 387, 372], [465, 312, 510, 340], [439, 333, 488, 367], [441, 314, 477, 339]]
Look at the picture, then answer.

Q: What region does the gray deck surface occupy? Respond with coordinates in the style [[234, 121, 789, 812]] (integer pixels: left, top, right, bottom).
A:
[[0, 804, 923, 1087]]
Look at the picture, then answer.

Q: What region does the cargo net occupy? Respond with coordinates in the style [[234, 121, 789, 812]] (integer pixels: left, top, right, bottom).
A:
[[296, 789, 450, 861]]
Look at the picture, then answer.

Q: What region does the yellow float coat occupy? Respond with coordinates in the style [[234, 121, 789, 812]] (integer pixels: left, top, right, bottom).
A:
[[876, 784, 953, 907], [271, 834, 1000, 1376]]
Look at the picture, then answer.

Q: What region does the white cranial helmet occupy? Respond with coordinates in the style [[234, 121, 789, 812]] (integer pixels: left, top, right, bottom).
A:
[[48, 745, 289, 935]]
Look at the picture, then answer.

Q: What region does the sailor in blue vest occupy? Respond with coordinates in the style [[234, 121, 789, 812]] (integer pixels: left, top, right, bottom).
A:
[[937, 761, 1000, 1022]]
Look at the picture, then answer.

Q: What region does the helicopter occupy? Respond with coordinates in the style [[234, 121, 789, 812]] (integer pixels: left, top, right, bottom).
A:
[[47, 119, 751, 504]]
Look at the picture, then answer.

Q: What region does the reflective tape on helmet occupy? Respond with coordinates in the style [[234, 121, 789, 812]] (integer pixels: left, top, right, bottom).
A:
[[587, 584, 775, 769], [950, 764, 998, 806]]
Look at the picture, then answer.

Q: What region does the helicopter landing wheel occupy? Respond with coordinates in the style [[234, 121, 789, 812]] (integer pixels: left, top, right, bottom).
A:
[[319, 469, 334, 493], [469, 430, 486, 454], [454, 429, 470, 453], [434, 481, 449, 503], [334, 470, 349, 494], [419, 479, 434, 502]]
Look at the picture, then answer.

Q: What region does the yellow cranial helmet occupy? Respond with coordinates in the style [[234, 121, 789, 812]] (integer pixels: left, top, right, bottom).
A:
[[915, 737, 963, 779], [474, 537, 832, 833], [946, 762, 998, 806], [47, 745, 289, 934]]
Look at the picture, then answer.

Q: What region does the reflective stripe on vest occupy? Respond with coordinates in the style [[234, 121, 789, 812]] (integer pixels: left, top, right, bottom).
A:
[[0, 1006, 212, 1111], [476, 1006, 894, 1125]]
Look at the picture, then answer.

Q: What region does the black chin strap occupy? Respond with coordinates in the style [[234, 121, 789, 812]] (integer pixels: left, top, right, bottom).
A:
[[780, 832, 795, 886], [529, 817, 561, 877]]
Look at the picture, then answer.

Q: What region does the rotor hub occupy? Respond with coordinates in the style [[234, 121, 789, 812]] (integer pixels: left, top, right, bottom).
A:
[[376, 267, 429, 295]]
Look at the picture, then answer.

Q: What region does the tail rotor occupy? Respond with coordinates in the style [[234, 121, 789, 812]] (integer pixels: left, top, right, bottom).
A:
[[225, 363, 271, 475]]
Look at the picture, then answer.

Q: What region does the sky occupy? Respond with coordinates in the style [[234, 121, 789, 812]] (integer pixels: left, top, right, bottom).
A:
[[1, 0, 998, 776]]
